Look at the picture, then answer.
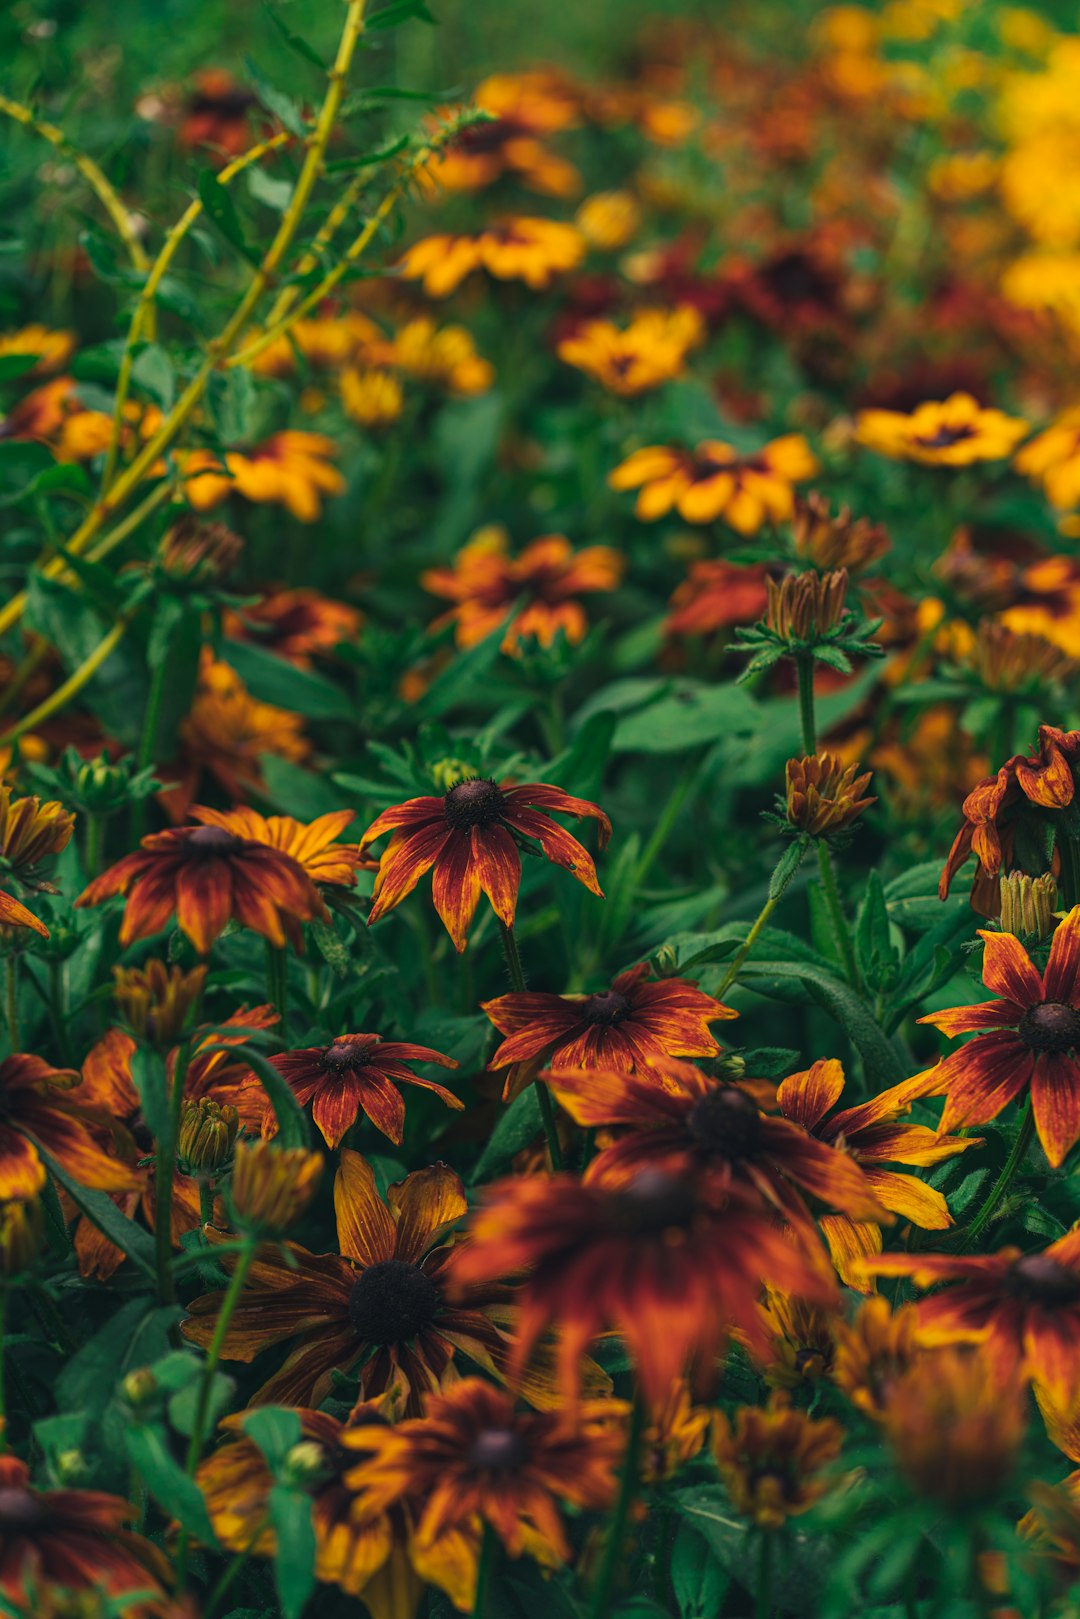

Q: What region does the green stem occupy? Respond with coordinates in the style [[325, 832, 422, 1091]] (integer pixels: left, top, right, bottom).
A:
[[632, 762, 698, 891], [471, 1520, 498, 1619], [756, 1529, 773, 1619], [589, 1396, 646, 1619], [154, 1040, 191, 1307], [131, 651, 171, 844], [957, 1096, 1036, 1252], [714, 895, 778, 1001], [816, 842, 859, 987], [199, 1181, 216, 1228], [184, 1239, 256, 1474], [203, 1520, 269, 1619], [4, 957, 18, 1052], [265, 943, 289, 1038], [497, 922, 563, 1170], [84, 813, 105, 881], [795, 652, 817, 753]]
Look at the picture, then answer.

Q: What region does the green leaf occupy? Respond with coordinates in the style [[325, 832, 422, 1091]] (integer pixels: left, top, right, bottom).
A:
[[672, 1522, 730, 1619], [131, 344, 175, 410], [471, 1089, 541, 1183], [311, 915, 351, 977], [268, 1483, 317, 1619], [128, 1046, 170, 1147], [242, 1405, 303, 1468], [0, 440, 56, 507], [415, 612, 515, 720], [768, 837, 809, 901], [57, 1299, 183, 1412], [211, 1043, 310, 1149], [247, 166, 294, 212], [169, 1369, 235, 1438], [198, 170, 258, 265], [263, 1, 326, 66], [855, 870, 899, 990], [43, 1152, 158, 1279], [739, 960, 907, 1088], [124, 1423, 220, 1545], [368, 0, 438, 28], [611, 681, 760, 755], [0, 352, 42, 381], [243, 56, 307, 137], [223, 639, 353, 720]]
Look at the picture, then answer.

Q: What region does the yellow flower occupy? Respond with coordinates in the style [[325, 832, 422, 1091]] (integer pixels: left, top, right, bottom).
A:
[[558, 307, 703, 397], [229, 1139, 323, 1234], [399, 219, 585, 297], [854, 393, 1030, 466], [1015, 407, 1080, 506], [0, 325, 74, 376], [712, 1395, 843, 1530], [0, 787, 74, 881], [610, 434, 817, 528], [389, 318, 494, 396], [113, 960, 208, 1046], [341, 368, 405, 429], [574, 190, 641, 252], [182, 432, 345, 523]]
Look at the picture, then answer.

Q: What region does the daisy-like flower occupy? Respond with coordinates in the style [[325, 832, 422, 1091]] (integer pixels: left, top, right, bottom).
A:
[[165, 655, 310, 820], [255, 1031, 461, 1149], [184, 1152, 570, 1413], [448, 1165, 836, 1408], [112, 960, 208, 1045], [181, 431, 345, 522], [482, 961, 734, 1101], [609, 435, 819, 529], [341, 366, 405, 428], [388, 317, 495, 397], [775, 1060, 979, 1287], [421, 526, 624, 653], [854, 393, 1029, 466], [0, 1052, 139, 1202], [399, 219, 585, 298], [784, 755, 876, 839], [196, 804, 366, 898], [712, 1395, 843, 1529], [427, 71, 581, 196], [359, 776, 611, 953], [0, 1453, 169, 1614], [0, 324, 74, 377], [665, 561, 770, 638], [915, 908, 1080, 1167], [544, 1060, 889, 1231], [76, 805, 326, 953], [756, 1288, 840, 1391], [225, 587, 361, 668], [831, 1295, 925, 1422], [1014, 406, 1080, 510], [864, 1228, 1080, 1420], [342, 1377, 621, 1569], [557, 307, 703, 397], [0, 785, 75, 886]]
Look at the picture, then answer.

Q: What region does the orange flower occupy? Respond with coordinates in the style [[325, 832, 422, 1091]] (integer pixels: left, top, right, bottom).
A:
[[0, 890, 49, 937], [164, 655, 309, 819], [448, 1165, 836, 1408], [426, 71, 581, 196], [194, 805, 365, 892], [0, 1453, 169, 1614], [342, 1378, 621, 1565], [557, 307, 703, 396], [775, 1060, 978, 1287], [791, 493, 890, 572], [360, 777, 611, 953], [483, 961, 734, 1100], [399, 219, 585, 297], [182, 431, 345, 522], [665, 561, 770, 637], [610, 434, 818, 528], [712, 1395, 843, 1529], [184, 1152, 559, 1414], [256, 1031, 461, 1149], [1014, 407, 1080, 510], [224, 588, 361, 667], [0, 325, 74, 377], [422, 526, 623, 652], [76, 806, 326, 953], [0, 1052, 139, 1201], [784, 755, 876, 839], [915, 908, 1080, 1167], [854, 393, 1029, 466], [178, 68, 258, 156]]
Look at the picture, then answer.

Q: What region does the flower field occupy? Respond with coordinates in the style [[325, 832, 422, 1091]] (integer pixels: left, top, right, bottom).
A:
[[5, 0, 1080, 1614]]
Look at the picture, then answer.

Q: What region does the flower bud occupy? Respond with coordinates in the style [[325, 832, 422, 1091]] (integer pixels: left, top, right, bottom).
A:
[[0, 786, 75, 880], [158, 515, 243, 583], [967, 622, 1074, 694], [792, 494, 889, 574], [113, 960, 207, 1046], [998, 871, 1057, 943], [178, 1097, 239, 1179], [53, 1449, 88, 1486], [766, 569, 848, 643], [280, 1440, 329, 1489], [229, 1139, 323, 1235], [121, 1367, 159, 1410], [785, 753, 875, 838], [0, 1196, 42, 1278], [429, 757, 477, 792], [73, 756, 130, 814]]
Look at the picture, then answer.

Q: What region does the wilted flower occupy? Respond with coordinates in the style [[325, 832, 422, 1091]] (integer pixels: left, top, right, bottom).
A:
[[792, 493, 890, 572], [712, 1395, 843, 1529], [785, 754, 876, 838], [228, 1139, 323, 1234]]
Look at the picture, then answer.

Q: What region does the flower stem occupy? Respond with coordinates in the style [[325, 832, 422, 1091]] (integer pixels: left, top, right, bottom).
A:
[[956, 1096, 1036, 1252], [795, 652, 817, 753], [265, 943, 289, 1040], [816, 841, 860, 987], [497, 921, 564, 1170], [131, 649, 171, 844], [756, 1529, 774, 1619], [714, 895, 778, 1000], [184, 1239, 256, 1475], [4, 957, 18, 1052], [589, 1395, 646, 1619], [0, 1287, 8, 1443], [471, 1520, 498, 1619], [154, 1041, 191, 1307], [199, 1181, 216, 1229], [84, 813, 105, 882]]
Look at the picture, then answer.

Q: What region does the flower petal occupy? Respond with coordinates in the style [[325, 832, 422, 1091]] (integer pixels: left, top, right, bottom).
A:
[[1030, 1051, 1080, 1168], [978, 929, 1042, 1007], [388, 1163, 467, 1264], [1044, 906, 1080, 1003], [334, 1149, 396, 1265], [776, 1059, 845, 1131]]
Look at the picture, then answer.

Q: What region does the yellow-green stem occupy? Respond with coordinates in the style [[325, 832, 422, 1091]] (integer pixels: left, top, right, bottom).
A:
[[714, 895, 779, 1001], [184, 1239, 256, 1474], [154, 1040, 191, 1307], [4, 957, 18, 1052], [0, 614, 133, 747]]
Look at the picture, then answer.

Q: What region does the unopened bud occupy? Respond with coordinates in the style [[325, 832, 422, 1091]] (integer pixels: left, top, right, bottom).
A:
[[998, 872, 1057, 943], [280, 1439, 328, 1488], [229, 1139, 323, 1235], [122, 1367, 159, 1409], [178, 1097, 239, 1178], [54, 1448, 87, 1486], [786, 753, 876, 838], [792, 494, 889, 574], [430, 757, 476, 792], [158, 515, 243, 584], [766, 569, 848, 643]]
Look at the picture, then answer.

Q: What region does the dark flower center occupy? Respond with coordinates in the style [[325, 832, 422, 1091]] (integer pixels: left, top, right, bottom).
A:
[[916, 424, 974, 449], [1017, 1001, 1080, 1054], [0, 1487, 45, 1529], [1008, 1253, 1080, 1304], [186, 825, 245, 856], [581, 991, 631, 1027], [322, 1039, 378, 1073], [604, 1169, 697, 1237], [443, 778, 504, 830], [347, 1260, 440, 1345], [467, 1427, 528, 1471], [686, 1087, 762, 1159]]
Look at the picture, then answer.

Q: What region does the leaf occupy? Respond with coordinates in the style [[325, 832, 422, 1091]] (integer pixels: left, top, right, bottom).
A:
[[671, 1522, 731, 1619], [415, 612, 515, 720], [223, 639, 353, 720], [611, 682, 760, 755], [169, 1369, 235, 1438], [768, 837, 809, 901], [247, 166, 294, 212], [124, 1423, 220, 1544], [261, 755, 351, 818], [855, 870, 899, 990], [263, 1, 326, 66], [243, 56, 307, 137], [268, 1483, 317, 1619], [368, 0, 438, 28], [43, 1153, 157, 1279], [242, 1405, 303, 1468], [0, 440, 56, 507], [214, 1043, 310, 1149], [198, 170, 258, 265], [471, 1089, 541, 1183], [131, 344, 175, 410], [57, 1299, 183, 1412], [128, 1046, 170, 1147], [739, 960, 908, 1088]]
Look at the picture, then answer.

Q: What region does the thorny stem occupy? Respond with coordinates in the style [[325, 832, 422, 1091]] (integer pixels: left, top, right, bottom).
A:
[[497, 921, 564, 1170], [154, 1040, 192, 1307], [588, 1395, 646, 1619], [956, 1095, 1036, 1253]]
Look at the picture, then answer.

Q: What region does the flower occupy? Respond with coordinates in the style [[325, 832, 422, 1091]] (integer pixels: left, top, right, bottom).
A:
[[712, 1395, 843, 1529], [448, 1165, 836, 1408], [76, 806, 327, 953], [427, 71, 581, 196], [557, 308, 703, 396], [0, 1453, 169, 1614], [184, 1152, 567, 1413], [863, 1227, 1080, 1416], [389, 318, 494, 396], [641, 1380, 711, 1483], [775, 1060, 978, 1287], [0, 1053, 138, 1201], [341, 366, 405, 428], [399, 219, 585, 297], [182, 431, 345, 522], [177, 1096, 239, 1177], [359, 777, 611, 953], [342, 1378, 621, 1565], [165, 655, 310, 819], [998, 871, 1058, 943], [422, 527, 624, 653], [756, 1288, 839, 1391], [915, 908, 1080, 1167], [791, 494, 890, 572], [192, 805, 365, 892], [1014, 406, 1080, 509], [765, 570, 849, 641], [609, 435, 818, 528], [0, 1195, 42, 1278], [0, 786, 74, 885], [482, 961, 734, 1101], [964, 621, 1076, 694], [831, 1296, 924, 1421], [229, 1139, 323, 1234], [879, 1345, 1026, 1509], [575, 190, 641, 251], [0, 891, 49, 938], [545, 1060, 889, 1230], [784, 754, 875, 838], [255, 1032, 462, 1149], [665, 561, 770, 638], [112, 960, 208, 1046], [157, 515, 243, 583], [854, 393, 1030, 466], [225, 587, 361, 667], [0, 325, 74, 376], [178, 68, 257, 156]]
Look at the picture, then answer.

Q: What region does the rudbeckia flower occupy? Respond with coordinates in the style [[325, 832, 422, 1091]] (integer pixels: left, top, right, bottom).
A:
[[224, 587, 362, 667], [426, 70, 581, 196], [0, 1052, 139, 1201], [165, 655, 310, 820], [255, 1031, 462, 1148], [422, 526, 623, 652], [359, 776, 611, 953], [557, 307, 703, 396], [398, 219, 585, 297], [182, 430, 345, 522], [854, 393, 1029, 466], [712, 1395, 843, 1529], [1015, 406, 1080, 510], [449, 1165, 836, 1408], [76, 806, 326, 953], [483, 961, 734, 1100], [665, 561, 770, 638], [342, 1378, 621, 1566], [916, 908, 1080, 1166], [610, 434, 818, 528]]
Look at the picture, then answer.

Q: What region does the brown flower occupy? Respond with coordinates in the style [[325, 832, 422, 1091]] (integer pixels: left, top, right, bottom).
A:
[[785, 753, 875, 837]]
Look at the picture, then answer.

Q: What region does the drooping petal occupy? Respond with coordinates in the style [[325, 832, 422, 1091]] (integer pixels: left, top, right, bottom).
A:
[[1043, 905, 1080, 1003], [862, 1166, 952, 1229], [431, 830, 482, 953], [358, 798, 444, 853], [936, 1032, 1033, 1134], [470, 822, 521, 930], [367, 823, 452, 925], [499, 804, 603, 895], [309, 1074, 367, 1150]]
